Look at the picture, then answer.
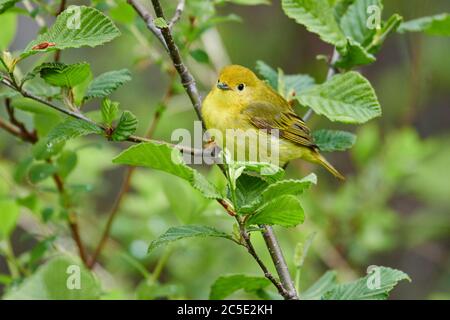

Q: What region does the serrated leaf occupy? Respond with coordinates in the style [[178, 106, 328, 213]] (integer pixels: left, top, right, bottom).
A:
[[113, 142, 222, 199], [46, 118, 103, 145], [4, 255, 101, 299], [301, 271, 338, 300], [298, 71, 381, 124], [282, 0, 346, 47], [32, 139, 65, 160], [28, 163, 57, 183], [313, 129, 356, 152], [339, 0, 382, 46], [22, 6, 120, 58], [0, 198, 20, 239], [235, 174, 269, 213], [84, 69, 131, 100], [398, 13, 450, 36], [0, 0, 17, 14], [260, 174, 316, 203], [210, 274, 271, 300], [148, 225, 233, 252], [246, 194, 304, 227], [37, 62, 91, 88], [256, 61, 315, 97], [111, 111, 137, 141], [101, 98, 119, 126], [233, 161, 285, 183], [335, 38, 376, 69], [323, 266, 410, 300]]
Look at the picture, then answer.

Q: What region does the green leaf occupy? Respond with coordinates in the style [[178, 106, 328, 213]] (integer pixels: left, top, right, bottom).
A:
[[255, 60, 278, 89], [233, 161, 285, 184], [101, 98, 119, 126], [46, 118, 103, 145], [0, 199, 20, 239], [246, 194, 305, 227], [323, 266, 410, 300], [335, 38, 376, 69], [4, 255, 101, 299], [28, 163, 57, 183], [113, 142, 222, 199], [235, 174, 269, 213], [148, 225, 233, 252], [256, 61, 315, 96], [260, 174, 316, 203], [153, 17, 168, 29], [301, 271, 338, 300], [282, 0, 346, 47], [22, 6, 120, 58], [111, 111, 137, 141], [32, 139, 65, 160], [190, 49, 210, 64], [37, 62, 91, 88], [56, 150, 77, 178], [84, 69, 131, 100], [313, 129, 356, 152], [398, 13, 450, 36], [339, 0, 382, 45], [0, 0, 17, 14], [298, 71, 381, 124], [0, 12, 17, 50], [210, 274, 271, 300]]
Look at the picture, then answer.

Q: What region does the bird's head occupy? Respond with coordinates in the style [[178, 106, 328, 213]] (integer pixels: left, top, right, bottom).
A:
[[213, 65, 261, 105]]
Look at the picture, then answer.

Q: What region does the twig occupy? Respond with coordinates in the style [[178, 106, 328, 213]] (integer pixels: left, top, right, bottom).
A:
[[236, 218, 289, 299], [303, 49, 340, 122], [149, 0, 203, 122], [261, 226, 298, 299], [126, 0, 168, 51], [169, 0, 185, 29]]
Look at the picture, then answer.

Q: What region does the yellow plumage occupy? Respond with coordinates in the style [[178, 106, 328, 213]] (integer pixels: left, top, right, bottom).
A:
[[202, 65, 344, 180]]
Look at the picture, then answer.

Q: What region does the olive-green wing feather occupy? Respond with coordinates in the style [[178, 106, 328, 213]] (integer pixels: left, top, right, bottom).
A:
[[241, 101, 316, 148]]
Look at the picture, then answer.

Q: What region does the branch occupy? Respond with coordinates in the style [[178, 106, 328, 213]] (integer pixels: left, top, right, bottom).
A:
[[149, 0, 203, 122], [169, 0, 185, 29], [261, 226, 298, 299], [126, 0, 168, 51], [54, 0, 67, 62], [303, 49, 340, 121]]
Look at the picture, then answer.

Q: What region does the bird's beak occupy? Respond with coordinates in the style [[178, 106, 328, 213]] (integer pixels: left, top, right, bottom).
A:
[[217, 82, 231, 91]]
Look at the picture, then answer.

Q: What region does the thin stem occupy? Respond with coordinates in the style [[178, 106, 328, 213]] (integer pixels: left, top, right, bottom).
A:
[[149, 0, 203, 122], [261, 226, 299, 300], [53, 0, 67, 62], [236, 217, 288, 299], [169, 0, 185, 29], [151, 246, 173, 282]]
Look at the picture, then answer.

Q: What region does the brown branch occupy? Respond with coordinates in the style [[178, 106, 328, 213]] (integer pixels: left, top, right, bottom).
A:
[[261, 226, 298, 299], [149, 0, 203, 122], [53, 0, 67, 62]]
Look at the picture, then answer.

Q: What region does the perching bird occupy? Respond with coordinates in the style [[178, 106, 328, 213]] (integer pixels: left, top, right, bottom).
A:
[[202, 65, 344, 180]]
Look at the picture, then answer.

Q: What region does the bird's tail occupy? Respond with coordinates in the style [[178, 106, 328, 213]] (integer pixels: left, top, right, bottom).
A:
[[314, 152, 345, 181]]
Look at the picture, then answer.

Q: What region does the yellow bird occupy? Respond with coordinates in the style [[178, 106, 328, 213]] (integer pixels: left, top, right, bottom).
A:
[[202, 65, 344, 180]]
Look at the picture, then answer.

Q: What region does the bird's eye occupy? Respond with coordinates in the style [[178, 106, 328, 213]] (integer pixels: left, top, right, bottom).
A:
[[237, 83, 245, 91]]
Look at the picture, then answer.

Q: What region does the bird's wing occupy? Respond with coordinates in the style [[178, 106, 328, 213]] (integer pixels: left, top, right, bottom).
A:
[[241, 101, 317, 148]]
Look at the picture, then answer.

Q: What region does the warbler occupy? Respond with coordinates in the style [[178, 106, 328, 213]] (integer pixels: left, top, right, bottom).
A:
[[201, 65, 344, 180]]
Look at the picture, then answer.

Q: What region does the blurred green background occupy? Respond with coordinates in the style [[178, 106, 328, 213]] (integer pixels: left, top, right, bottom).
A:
[[0, 0, 449, 299]]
